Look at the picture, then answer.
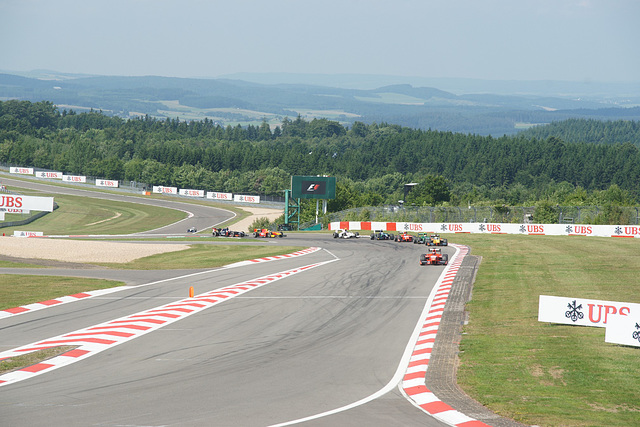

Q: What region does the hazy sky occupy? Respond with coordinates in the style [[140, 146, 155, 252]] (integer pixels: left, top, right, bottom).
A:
[[1, 0, 638, 82]]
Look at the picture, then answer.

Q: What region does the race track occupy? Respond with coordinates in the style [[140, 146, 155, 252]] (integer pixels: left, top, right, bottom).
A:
[[0, 178, 459, 426], [1, 235, 458, 427]]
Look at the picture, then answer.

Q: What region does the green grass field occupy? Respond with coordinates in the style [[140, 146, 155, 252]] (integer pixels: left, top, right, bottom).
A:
[[447, 234, 640, 426], [0, 276, 126, 310]]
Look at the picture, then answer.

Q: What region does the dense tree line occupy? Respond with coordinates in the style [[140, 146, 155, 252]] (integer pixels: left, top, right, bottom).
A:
[[519, 118, 640, 146], [1, 100, 640, 221]]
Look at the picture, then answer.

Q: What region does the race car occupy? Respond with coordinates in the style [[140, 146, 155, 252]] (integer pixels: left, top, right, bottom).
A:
[[254, 228, 286, 238], [370, 230, 394, 240], [212, 227, 245, 237], [395, 232, 414, 242], [333, 229, 360, 239], [187, 226, 197, 233], [419, 248, 449, 265], [426, 234, 448, 246], [412, 232, 429, 244]]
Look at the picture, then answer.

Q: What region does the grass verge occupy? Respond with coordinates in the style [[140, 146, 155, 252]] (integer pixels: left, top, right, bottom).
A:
[[0, 276, 125, 310], [447, 234, 640, 427], [94, 244, 305, 269], [0, 346, 77, 375]]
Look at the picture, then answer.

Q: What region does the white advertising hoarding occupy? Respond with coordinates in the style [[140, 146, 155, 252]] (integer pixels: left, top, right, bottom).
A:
[[153, 186, 178, 195], [62, 174, 87, 183], [0, 195, 54, 212], [233, 194, 260, 204], [206, 191, 233, 201], [96, 179, 119, 188], [14, 231, 44, 237], [179, 189, 205, 198], [10, 167, 34, 175], [0, 208, 30, 214], [36, 170, 63, 179], [538, 295, 640, 328], [605, 314, 640, 347]]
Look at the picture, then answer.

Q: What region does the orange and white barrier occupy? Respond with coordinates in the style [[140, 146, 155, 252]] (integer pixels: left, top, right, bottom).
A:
[[328, 221, 640, 238]]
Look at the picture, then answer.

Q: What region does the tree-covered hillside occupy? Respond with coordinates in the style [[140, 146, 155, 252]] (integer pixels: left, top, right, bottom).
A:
[[518, 118, 640, 146], [1, 100, 639, 219]]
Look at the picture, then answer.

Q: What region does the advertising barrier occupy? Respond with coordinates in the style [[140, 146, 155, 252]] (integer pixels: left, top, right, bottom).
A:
[[207, 191, 233, 201], [328, 221, 640, 238], [96, 179, 119, 188], [13, 231, 44, 237], [0, 195, 54, 212], [36, 170, 63, 179], [62, 174, 87, 183], [605, 315, 640, 347], [539, 295, 640, 348], [10, 167, 34, 175], [538, 295, 639, 328], [0, 208, 29, 214], [233, 194, 260, 204], [152, 186, 178, 195], [179, 189, 205, 198]]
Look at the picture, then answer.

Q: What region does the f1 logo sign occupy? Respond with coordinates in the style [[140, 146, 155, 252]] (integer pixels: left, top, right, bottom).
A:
[[301, 180, 326, 195]]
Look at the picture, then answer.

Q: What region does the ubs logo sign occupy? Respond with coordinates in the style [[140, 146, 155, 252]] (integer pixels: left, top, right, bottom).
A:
[[565, 300, 584, 322]]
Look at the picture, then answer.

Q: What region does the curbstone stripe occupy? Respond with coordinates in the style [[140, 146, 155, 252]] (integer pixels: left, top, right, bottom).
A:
[[401, 244, 491, 427]]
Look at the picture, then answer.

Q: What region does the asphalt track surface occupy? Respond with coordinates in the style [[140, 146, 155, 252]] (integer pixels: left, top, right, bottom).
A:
[[1, 178, 457, 426]]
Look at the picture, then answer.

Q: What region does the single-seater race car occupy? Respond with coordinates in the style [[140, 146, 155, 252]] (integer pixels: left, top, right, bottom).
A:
[[426, 234, 448, 246], [395, 231, 414, 242], [254, 228, 286, 238], [370, 230, 394, 240], [187, 226, 197, 233], [412, 232, 429, 244], [419, 248, 449, 266], [212, 227, 246, 237], [333, 229, 360, 239]]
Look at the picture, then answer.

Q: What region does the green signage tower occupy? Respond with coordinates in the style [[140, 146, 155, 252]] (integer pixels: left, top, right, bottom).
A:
[[285, 176, 336, 230]]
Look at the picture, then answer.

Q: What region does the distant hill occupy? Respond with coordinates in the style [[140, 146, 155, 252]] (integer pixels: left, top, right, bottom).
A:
[[1, 71, 639, 136]]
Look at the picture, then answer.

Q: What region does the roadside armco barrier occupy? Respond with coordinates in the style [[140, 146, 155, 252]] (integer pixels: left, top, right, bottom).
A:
[[328, 221, 640, 238]]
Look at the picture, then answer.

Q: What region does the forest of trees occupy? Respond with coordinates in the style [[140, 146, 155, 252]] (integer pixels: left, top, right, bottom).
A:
[[518, 118, 640, 146], [1, 100, 639, 223]]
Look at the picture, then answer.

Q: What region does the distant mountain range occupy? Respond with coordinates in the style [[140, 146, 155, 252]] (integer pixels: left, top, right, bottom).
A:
[[1, 70, 639, 136]]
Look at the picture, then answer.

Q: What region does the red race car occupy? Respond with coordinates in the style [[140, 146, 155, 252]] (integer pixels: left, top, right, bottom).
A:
[[419, 248, 449, 266], [395, 232, 414, 242], [253, 228, 286, 238]]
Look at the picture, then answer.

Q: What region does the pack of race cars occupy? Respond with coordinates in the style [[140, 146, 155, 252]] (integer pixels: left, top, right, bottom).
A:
[[331, 229, 450, 266], [210, 223, 448, 267]]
